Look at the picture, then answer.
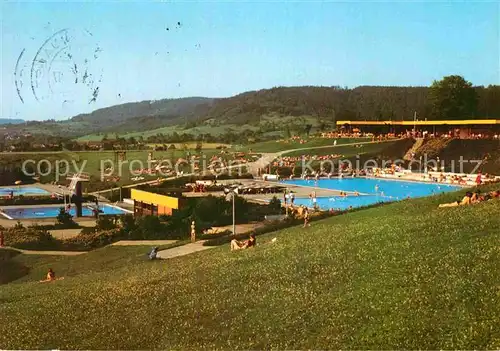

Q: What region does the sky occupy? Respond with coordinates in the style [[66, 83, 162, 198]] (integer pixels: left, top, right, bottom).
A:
[[1, 1, 499, 121]]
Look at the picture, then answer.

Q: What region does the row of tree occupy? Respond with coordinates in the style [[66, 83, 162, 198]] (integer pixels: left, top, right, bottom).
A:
[[199, 76, 500, 123]]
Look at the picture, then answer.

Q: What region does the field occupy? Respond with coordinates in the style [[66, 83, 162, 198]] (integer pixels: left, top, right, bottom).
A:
[[76, 115, 326, 142], [77, 125, 247, 141], [243, 137, 371, 153], [281, 140, 396, 158], [1, 184, 499, 349], [1, 149, 233, 188]]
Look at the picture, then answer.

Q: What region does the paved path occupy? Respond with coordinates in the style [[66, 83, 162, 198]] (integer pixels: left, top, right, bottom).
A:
[[247, 139, 399, 175], [49, 229, 82, 240], [2, 246, 87, 256], [156, 240, 215, 259], [1, 239, 204, 258], [92, 139, 400, 194], [111, 240, 177, 246]]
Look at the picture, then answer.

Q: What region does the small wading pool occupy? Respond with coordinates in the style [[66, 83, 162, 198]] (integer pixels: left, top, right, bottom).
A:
[[281, 177, 461, 210], [0, 205, 131, 220], [0, 187, 50, 197]]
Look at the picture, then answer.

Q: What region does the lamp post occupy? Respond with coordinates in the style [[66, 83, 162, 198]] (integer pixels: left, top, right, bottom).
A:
[[413, 111, 417, 134], [285, 188, 289, 217], [63, 187, 66, 209], [232, 189, 236, 236], [191, 221, 196, 243]]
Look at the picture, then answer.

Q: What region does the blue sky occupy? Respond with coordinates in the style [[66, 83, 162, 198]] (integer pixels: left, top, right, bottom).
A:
[[1, 1, 499, 121]]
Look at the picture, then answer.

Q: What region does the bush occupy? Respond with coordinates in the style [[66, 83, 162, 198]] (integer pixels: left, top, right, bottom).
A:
[[119, 214, 137, 234], [96, 216, 117, 231], [55, 208, 78, 229], [4, 227, 58, 250], [268, 196, 282, 212], [128, 216, 168, 240], [63, 229, 122, 250]]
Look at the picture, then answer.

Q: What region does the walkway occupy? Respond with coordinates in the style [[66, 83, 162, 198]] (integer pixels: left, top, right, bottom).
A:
[[1, 239, 212, 258], [247, 139, 400, 175], [156, 240, 215, 259]]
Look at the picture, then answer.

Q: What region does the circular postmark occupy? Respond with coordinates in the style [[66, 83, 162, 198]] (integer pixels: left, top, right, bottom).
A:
[[14, 28, 103, 106]]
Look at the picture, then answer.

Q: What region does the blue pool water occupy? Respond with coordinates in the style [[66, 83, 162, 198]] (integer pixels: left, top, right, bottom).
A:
[[1, 205, 130, 219], [282, 178, 461, 210], [0, 187, 50, 196]]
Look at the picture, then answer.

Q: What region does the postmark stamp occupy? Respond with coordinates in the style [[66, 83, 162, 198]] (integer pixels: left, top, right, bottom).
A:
[[14, 28, 103, 106]]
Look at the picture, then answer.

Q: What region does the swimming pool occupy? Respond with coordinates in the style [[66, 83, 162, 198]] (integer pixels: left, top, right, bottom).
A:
[[0, 187, 50, 197], [281, 178, 461, 210], [0, 204, 131, 219], [292, 195, 387, 211]]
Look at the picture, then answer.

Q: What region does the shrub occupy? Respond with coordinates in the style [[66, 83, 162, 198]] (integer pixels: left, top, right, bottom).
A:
[[268, 196, 282, 212], [4, 227, 58, 250], [130, 216, 167, 240], [63, 229, 122, 250], [96, 216, 116, 231], [55, 208, 78, 229]]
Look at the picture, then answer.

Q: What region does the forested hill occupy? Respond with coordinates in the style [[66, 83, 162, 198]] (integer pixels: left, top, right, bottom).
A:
[[4, 83, 500, 137], [198, 85, 500, 125], [71, 97, 214, 124], [0, 119, 24, 125]]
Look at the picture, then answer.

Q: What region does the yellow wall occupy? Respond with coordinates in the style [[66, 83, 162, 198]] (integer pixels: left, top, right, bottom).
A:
[[130, 189, 179, 209], [336, 119, 500, 126]]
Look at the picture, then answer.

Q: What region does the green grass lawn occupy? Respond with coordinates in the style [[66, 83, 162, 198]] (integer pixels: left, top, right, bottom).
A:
[[77, 124, 261, 141], [2, 149, 228, 187], [1, 184, 499, 349], [245, 137, 371, 153], [282, 140, 396, 159]]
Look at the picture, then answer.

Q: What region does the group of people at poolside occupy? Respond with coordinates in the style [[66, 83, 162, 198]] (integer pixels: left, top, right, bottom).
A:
[[439, 189, 500, 208]]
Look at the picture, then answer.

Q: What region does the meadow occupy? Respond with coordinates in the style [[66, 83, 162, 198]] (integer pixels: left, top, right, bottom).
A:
[[281, 140, 397, 159], [242, 137, 371, 153], [1, 184, 499, 349], [1, 148, 233, 188], [76, 115, 325, 142]]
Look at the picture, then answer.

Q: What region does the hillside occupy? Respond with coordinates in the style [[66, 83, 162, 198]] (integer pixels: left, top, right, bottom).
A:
[[0, 119, 24, 125], [3, 97, 213, 137], [415, 138, 500, 174], [71, 97, 213, 126], [6, 85, 500, 138], [1, 184, 499, 349]]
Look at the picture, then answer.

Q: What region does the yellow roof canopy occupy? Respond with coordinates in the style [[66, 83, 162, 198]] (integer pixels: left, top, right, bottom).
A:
[[336, 119, 500, 126]]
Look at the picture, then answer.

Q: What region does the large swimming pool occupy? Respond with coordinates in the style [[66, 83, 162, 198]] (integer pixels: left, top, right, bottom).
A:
[[0, 187, 50, 197], [0, 204, 131, 219], [281, 178, 461, 210]]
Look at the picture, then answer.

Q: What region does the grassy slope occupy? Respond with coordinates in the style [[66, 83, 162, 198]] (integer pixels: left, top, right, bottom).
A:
[[1, 184, 499, 349], [1, 149, 225, 186], [282, 140, 395, 158], [77, 115, 323, 142], [246, 137, 371, 153]]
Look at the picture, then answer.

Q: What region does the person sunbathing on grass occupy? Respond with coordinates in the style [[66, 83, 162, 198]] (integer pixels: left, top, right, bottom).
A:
[[489, 190, 500, 199], [39, 268, 64, 283], [230, 234, 256, 251], [475, 190, 500, 203], [439, 192, 473, 208]]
